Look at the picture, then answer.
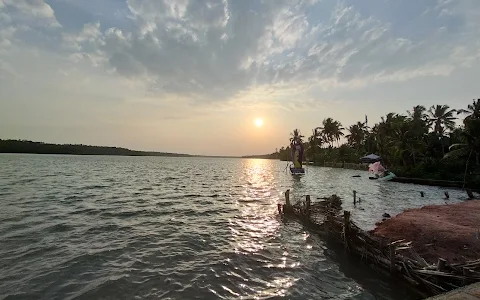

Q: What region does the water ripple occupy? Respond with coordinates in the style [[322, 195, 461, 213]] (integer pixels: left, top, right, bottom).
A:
[[0, 154, 444, 299]]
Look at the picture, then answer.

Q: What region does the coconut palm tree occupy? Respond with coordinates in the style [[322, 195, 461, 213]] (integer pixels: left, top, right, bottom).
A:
[[445, 100, 480, 165], [332, 120, 344, 147], [316, 118, 344, 147], [427, 105, 457, 155], [346, 122, 366, 149], [444, 118, 480, 187], [387, 118, 425, 166], [457, 99, 480, 120], [408, 105, 427, 121], [408, 105, 428, 133], [427, 105, 457, 135], [289, 129, 304, 144], [371, 113, 407, 165]]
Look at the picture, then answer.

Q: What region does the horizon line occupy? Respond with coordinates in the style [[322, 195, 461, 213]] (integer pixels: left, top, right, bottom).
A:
[[0, 138, 275, 159]]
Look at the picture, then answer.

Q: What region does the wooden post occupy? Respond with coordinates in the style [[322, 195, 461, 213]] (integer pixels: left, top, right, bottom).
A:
[[444, 191, 449, 199], [343, 211, 351, 249], [466, 189, 474, 199], [462, 267, 468, 286], [420, 191, 424, 197], [277, 203, 283, 215], [353, 190, 357, 205], [389, 243, 396, 274], [436, 258, 446, 271], [305, 195, 311, 219], [325, 212, 330, 237], [284, 189, 292, 214], [285, 189, 291, 206]]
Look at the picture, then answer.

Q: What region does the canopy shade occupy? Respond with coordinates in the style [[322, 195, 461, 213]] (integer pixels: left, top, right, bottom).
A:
[[359, 153, 381, 163]]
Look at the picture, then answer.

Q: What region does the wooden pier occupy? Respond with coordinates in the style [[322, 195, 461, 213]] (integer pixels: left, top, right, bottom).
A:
[[279, 190, 480, 298]]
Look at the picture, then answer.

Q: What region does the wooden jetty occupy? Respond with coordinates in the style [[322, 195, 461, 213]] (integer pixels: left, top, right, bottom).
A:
[[279, 190, 480, 298]]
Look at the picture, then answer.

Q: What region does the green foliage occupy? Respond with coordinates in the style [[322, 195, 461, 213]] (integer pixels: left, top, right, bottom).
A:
[[277, 99, 480, 185]]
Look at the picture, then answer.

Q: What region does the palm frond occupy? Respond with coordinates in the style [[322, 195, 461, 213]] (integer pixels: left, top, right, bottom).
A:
[[443, 147, 469, 159], [449, 143, 468, 151]]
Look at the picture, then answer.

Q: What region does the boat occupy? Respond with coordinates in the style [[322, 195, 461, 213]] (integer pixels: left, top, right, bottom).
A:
[[290, 167, 306, 175], [368, 171, 396, 181], [368, 161, 396, 181], [289, 138, 305, 175]]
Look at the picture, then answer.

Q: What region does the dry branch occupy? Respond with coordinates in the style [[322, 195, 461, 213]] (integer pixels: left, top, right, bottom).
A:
[[281, 192, 480, 297]]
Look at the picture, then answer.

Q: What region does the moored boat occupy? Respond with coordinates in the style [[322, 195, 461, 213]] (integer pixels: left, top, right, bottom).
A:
[[289, 167, 305, 175], [368, 161, 396, 181], [289, 133, 306, 176]]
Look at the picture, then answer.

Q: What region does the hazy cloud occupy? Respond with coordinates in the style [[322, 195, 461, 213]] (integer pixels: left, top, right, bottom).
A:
[[35, 0, 477, 103], [1, 0, 479, 154]]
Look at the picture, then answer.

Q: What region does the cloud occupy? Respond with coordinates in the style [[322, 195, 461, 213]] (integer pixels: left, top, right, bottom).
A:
[[1, 0, 479, 102], [1, 0, 480, 154], [0, 0, 61, 28], [38, 0, 477, 106]]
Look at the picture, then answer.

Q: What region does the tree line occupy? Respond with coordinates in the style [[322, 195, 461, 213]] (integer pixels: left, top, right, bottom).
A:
[[0, 140, 194, 157], [275, 99, 480, 184]]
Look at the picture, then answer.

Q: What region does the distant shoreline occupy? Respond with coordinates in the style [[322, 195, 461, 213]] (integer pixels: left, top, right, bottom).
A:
[[0, 139, 275, 159]]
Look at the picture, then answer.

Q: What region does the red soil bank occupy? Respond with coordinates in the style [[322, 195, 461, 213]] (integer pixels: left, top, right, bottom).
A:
[[371, 200, 480, 264]]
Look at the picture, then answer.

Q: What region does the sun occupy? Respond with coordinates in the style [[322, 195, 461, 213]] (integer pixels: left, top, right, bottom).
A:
[[254, 118, 263, 127]]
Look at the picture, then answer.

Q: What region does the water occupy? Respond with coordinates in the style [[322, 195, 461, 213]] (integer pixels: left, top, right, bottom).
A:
[[0, 154, 472, 300]]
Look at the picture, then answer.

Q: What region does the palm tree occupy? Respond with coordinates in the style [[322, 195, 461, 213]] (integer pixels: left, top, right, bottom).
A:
[[332, 120, 344, 147], [444, 118, 480, 186], [458, 99, 480, 120], [315, 119, 331, 147], [427, 105, 457, 134], [317, 118, 344, 147], [306, 130, 318, 162], [290, 129, 304, 144], [427, 105, 457, 155], [371, 113, 407, 165], [445, 118, 480, 163], [407, 105, 427, 121], [388, 119, 425, 166], [346, 122, 366, 150]]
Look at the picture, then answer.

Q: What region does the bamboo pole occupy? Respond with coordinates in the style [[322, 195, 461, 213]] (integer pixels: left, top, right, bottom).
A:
[[389, 243, 396, 274], [305, 195, 311, 218], [343, 211, 351, 250]]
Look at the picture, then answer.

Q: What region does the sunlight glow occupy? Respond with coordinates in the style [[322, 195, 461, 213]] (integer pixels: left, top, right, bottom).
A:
[[255, 118, 263, 127]]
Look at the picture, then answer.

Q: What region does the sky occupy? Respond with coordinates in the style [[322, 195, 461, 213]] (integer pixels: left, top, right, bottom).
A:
[[0, 0, 479, 156]]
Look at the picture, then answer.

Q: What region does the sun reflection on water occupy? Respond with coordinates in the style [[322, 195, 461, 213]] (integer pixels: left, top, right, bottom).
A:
[[230, 159, 280, 254], [225, 159, 300, 298]]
